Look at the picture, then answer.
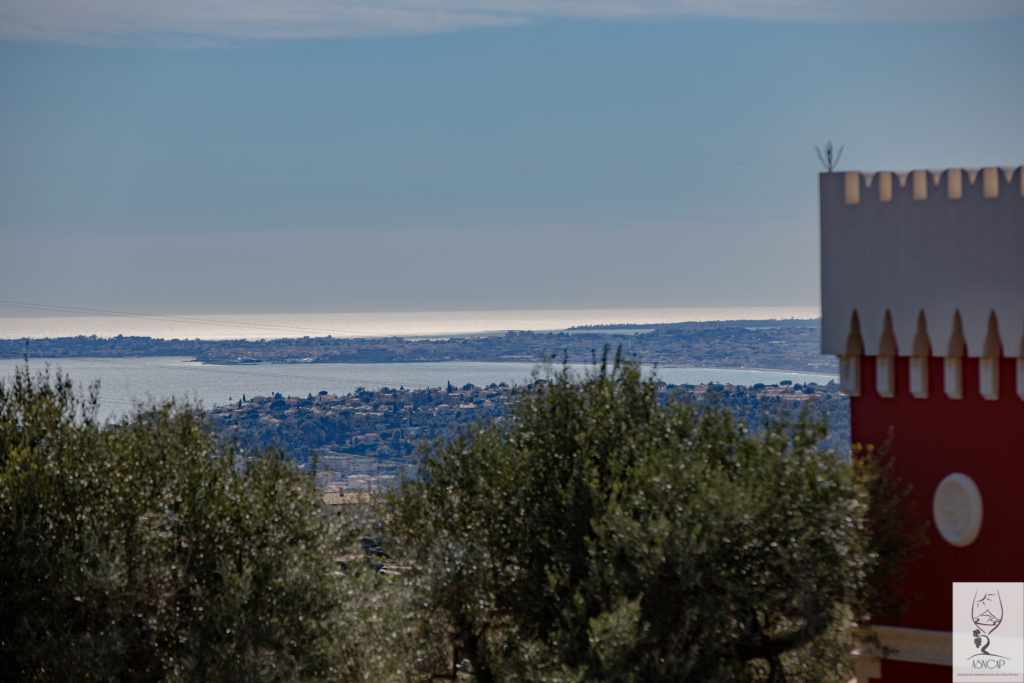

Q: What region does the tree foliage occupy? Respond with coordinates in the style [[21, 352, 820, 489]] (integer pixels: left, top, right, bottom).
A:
[[0, 366, 364, 681], [386, 357, 918, 681], [0, 361, 919, 682]]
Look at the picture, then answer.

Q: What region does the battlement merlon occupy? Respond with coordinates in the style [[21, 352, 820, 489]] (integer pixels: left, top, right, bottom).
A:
[[820, 166, 1024, 358]]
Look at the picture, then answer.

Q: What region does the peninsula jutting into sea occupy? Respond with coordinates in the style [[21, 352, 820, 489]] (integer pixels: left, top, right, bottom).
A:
[[0, 317, 835, 375], [1, 318, 845, 482]]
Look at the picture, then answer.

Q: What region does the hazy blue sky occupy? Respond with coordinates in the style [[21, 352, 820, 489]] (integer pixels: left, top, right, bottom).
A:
[[2, 1, 1022, 316]]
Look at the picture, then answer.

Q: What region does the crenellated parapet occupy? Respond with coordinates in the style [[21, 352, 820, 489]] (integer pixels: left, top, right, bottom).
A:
[[838, 166, 1024, 205], [820, 165, 1024, 398]]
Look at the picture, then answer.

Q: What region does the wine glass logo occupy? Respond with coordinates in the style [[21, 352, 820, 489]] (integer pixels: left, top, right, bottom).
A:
[[971, 589, 1004, 656]]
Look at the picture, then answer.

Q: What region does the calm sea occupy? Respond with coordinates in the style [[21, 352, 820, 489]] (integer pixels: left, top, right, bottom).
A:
[[0, 306, 821, 341], [0, 306, 830, 421], [0, 356, 836, 423]]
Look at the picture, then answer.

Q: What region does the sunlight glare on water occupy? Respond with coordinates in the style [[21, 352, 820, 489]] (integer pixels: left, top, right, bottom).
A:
[[0, 306, 821, 341]]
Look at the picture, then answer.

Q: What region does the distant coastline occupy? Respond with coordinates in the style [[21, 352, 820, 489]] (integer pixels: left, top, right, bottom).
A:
[[0, 317, 835, 376], [0, 306, 821, 341]]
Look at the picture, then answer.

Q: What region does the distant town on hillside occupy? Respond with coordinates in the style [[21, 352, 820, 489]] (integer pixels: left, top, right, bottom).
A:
[[209, 377, 849, 492], [3, 317, 847, 491]]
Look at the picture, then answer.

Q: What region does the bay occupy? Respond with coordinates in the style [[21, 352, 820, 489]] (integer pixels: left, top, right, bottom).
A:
[[1, 356, 836, 423]]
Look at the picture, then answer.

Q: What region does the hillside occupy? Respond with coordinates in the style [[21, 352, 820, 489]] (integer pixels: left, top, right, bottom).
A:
[[206, 378, 850, 491]]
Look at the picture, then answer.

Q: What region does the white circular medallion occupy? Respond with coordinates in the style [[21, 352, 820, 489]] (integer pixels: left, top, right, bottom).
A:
[[932, 473, 983, 547]]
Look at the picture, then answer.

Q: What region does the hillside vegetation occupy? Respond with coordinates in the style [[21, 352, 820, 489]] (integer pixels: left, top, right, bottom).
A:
[[0, 362, 916, 681]]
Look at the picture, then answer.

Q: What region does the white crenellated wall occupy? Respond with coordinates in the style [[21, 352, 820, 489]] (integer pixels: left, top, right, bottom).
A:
[[820, 166, 1024, 361]]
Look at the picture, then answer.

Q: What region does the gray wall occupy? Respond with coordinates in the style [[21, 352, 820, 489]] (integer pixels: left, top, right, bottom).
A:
[[820, 166, 1024, 358]]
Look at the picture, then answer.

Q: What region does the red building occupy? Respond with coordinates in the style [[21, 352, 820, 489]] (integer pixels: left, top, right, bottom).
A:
[[819, 166, 1024, 681]]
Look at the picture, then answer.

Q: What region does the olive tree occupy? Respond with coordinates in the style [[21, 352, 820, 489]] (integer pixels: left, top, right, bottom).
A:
[[0, 366, 366, 681], [386, 358, 918, 681]]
